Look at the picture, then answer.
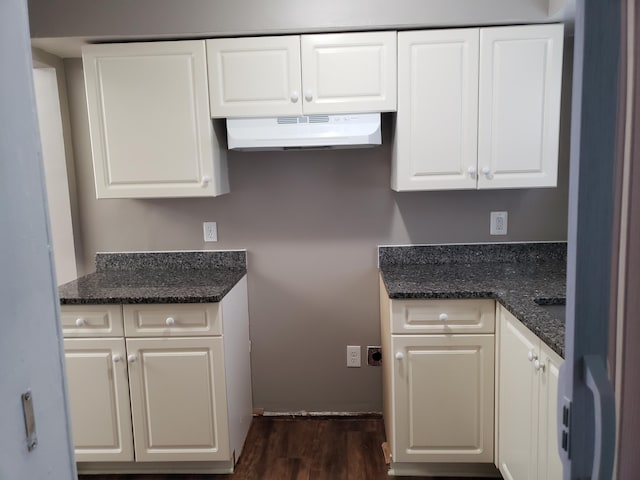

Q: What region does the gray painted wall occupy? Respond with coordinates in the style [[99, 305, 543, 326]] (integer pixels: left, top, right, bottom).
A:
[[29, 0, 551, 39], [63, 43, 571, 410]]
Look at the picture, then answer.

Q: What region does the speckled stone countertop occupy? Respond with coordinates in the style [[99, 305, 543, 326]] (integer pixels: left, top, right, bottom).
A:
[[379, 243, 567, 357], [58, 250, 247, 305]]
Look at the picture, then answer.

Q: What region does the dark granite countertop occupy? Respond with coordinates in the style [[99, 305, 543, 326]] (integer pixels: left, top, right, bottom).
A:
[[379, 243, 567, 357], [58, 250, 247, 305]]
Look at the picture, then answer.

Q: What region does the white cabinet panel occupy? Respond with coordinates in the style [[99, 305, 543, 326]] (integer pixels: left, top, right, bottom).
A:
[[64, 338, 133, 462], [208, 31, 396, 117], [391, 298, 495, 334], [392, 334, 495, 463], [537, 344, 564, 480], [393, 29, 479, 191], [478, 24, 563, 189], [123, 303, 221, 337], [207, 36, 302, 117], [126, 337, 230, 462], [393, 24, 563, 192], [300, 32, 396, 114], [497, 308, 539, 480], [83, 41, 228, 198], [497, 305, 564, 480], [61, 304, 124, 337]]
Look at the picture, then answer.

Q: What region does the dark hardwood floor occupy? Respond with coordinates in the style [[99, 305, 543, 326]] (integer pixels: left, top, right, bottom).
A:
[[78, 416, 478, 480]]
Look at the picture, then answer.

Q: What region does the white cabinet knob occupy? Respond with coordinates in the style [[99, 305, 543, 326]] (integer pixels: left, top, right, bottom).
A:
[[395, 352, 404, 361], [127, 354, 137, 363], [112, 354, 122, 363], [201, 175, 211, 187], [468, 166, 477, 178], [439, 313, 448, 321], [75, 318, 86, 327], [165, 317, 175, 326], [304, 90, 313, 102], [481, 166, 492, 178], [291, 91, 299, 103], [527, 350, 537, 362], [534, 359, 546, 372]]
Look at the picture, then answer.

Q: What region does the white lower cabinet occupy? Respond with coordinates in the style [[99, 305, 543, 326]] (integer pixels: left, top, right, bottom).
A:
[[126, 337, 229, 462], [63, 337, 133, 462], [61, 276, 252, 474], [380, 277, 497, 476], [497, 305, 563, 480]]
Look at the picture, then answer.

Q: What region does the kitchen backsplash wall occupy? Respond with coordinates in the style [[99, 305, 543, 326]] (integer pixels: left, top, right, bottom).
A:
[[63, 55, 571, 412]]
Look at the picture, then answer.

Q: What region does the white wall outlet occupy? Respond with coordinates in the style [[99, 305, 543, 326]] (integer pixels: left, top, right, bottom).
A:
[[203, 222, 218, 242], [347, 345, 361, 368], [490, 211, 508, 235]]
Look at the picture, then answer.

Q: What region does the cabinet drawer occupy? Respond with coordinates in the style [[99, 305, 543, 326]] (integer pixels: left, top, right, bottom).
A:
[[60, 305, 124, 337], [391, 299, 495, 334], [123, 303, 221, 337]]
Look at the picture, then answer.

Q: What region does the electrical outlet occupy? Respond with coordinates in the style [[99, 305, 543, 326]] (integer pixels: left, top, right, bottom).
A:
[[347, 345, 361, 368], [203, 222, 218, 242], [490, 211, 508, 235], [367, 346, 382, 366]]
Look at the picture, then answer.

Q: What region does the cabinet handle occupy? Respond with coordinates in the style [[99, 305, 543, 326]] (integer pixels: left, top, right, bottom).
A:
[[112, 354, 122, 363], [395, 352, 404, 361], [534, 359, 546, 372], [438, 313, 448, 321], [165, 317, 175, 326], [75, 318, 86, 327], [304, 90, 313, 102], [291, 91, 299, 103], [468, 166, 477, 179], [127, 354, 137, 363], [527, 350, 537, 362], [481, 166, 492, 179], [201, 175, 211, 187]]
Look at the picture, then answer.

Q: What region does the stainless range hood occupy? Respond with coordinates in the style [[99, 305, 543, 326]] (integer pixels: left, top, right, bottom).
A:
[[225, 113, 382, 151]]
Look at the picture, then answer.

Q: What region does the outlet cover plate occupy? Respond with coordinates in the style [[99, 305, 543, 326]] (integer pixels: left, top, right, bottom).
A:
[[347, 345, 361, 368], [203, 222, 218, 242], [490, 211, 508, 235]]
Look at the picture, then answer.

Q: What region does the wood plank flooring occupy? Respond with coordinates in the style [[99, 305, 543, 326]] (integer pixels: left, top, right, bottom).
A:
[[78, 416, 476, 480]]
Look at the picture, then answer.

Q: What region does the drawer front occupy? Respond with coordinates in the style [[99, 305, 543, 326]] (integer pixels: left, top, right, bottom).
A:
[[60, 305, 124, 337], [123, 303, 221, 337], [391, 299, 495, 334]]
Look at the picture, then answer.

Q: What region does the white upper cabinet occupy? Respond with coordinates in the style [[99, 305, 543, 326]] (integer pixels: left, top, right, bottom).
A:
[[478, 25, 564, 189], [300, 32, 397, 114], [393, 29, 479, 191], [393, 24, 564, 191], [207, 31, 396, 118], [82, 41, 228, 199], [207, 36, 302, 117]]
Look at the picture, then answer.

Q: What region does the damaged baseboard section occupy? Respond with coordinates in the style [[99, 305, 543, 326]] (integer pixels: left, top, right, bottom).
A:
[[253, 410, 382, 419]]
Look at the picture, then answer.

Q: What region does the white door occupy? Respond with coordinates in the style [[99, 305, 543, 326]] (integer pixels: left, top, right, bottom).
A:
[[207, 36, 302, 117], [63, 338, 133, 462], [83, 40, 226, 198], [477, 24, 564, 189], [537, 344, 564, 480], [392, 334, 494, 463], [498, 308, 539, 480], [393, 29, 479, 191], [126, 337, 230, 462], [0, 0, 76, 475], [300, 31, 397, 114]]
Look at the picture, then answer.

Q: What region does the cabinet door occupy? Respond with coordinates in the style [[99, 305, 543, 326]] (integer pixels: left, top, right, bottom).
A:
[[64, 338, 133, 462], [393, 29, 479, 191], [83, 41, 228, 198], [497, 308, 539, 480], [392, 334, 494, 463], [126, 337, 230, 462], [207, 36, 302, 117], [478, 24, 564, 189], [300, 31, 397, 114], [537, 344, 564, 480]]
